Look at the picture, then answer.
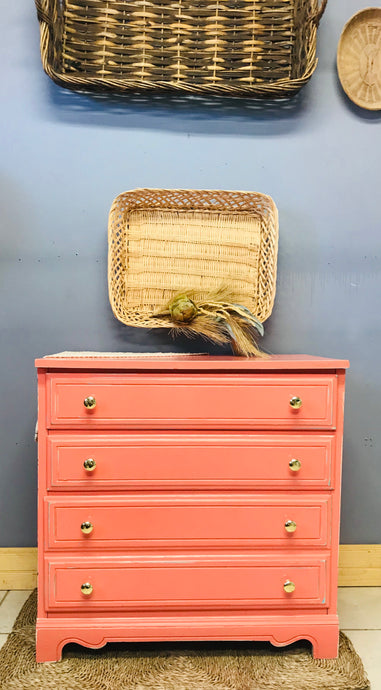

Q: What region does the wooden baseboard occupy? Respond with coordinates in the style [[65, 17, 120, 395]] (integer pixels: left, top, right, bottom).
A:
[[0, 548, 37, 590], [0, 546, 380, 590], [338, 544, 381, 586]]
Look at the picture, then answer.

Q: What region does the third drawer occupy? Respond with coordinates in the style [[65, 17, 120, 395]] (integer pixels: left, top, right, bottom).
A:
[[45, 494, 331, 550]]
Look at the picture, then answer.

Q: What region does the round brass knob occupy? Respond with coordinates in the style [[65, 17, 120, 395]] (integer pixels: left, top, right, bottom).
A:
[[290, 396, 302, 409], [289, 458, 302, 472], [84, 395, 96, 410], [80, 521, 94, 535], [80, 582, 93, 596], [285, 520, 297, 533], [83, 458, 96, 472], [283, 580, 296, 593]]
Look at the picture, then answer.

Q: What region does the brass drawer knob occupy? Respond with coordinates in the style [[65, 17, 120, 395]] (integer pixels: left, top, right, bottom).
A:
[[283, 580, 296, 593], [289, 396, 302, 409], [81, 582, 93, 596], [83, 458, 96, 472], [285, 520, 297, 533], [289, 458, 302, 472], [80, 521, 94, 535], [84, 395, 96, 410]]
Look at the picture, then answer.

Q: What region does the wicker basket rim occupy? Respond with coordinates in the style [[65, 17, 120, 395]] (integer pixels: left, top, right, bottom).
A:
[[110, 187, 277, 212], [115, 187, 275, 196]]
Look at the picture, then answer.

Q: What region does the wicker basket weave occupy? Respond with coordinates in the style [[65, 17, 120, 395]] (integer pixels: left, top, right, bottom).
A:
[[108, 188, 278, 330], [337, 8, 381, 111], [35, 0, 327, 98]]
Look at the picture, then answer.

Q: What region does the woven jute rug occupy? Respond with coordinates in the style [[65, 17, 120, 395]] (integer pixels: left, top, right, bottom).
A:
[[0, 591, 370, 690]]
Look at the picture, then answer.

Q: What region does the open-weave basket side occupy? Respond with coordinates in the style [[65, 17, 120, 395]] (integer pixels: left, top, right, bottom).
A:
[[35, 0, 327, 97], [108, 189, 278, 330]]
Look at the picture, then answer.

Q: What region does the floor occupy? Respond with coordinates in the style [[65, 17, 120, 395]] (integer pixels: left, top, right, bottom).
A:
[[0, 589, 380, 687]]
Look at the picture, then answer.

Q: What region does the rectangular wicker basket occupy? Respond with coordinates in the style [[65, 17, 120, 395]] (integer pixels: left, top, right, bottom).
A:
[[108, 188, 278, 330], [35, 0, 327, 98]]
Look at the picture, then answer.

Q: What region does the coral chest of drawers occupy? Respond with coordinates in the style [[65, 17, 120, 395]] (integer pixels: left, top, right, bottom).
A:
[[35, 353, 349, 662]]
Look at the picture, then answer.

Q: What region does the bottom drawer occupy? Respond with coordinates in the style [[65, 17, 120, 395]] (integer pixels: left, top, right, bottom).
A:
[[46, 554, 329, 612]]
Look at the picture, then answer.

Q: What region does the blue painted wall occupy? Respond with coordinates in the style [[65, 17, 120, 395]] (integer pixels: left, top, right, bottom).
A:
[[0, 1, 380, 545]]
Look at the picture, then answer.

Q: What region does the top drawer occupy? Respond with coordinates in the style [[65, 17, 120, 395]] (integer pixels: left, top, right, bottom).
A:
[[46, 373, 337, 430]]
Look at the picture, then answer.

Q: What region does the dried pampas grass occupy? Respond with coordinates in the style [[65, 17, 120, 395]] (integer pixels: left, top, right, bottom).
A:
[[154, 285, 268, 358]]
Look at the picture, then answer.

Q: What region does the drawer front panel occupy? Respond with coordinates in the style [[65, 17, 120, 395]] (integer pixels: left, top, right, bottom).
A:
[[46, 555, 329, 611], [47, 373, 337, 429], [47, 433, 334, 490], [46, 495, 330, 549]]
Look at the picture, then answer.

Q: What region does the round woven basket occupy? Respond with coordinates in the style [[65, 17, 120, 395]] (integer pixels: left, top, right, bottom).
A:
[[108, 188, 278, 330], [337, 7, 381, 110]]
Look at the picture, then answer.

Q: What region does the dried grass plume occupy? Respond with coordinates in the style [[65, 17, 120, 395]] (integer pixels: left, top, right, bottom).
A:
[[154, 285, 268, 358]]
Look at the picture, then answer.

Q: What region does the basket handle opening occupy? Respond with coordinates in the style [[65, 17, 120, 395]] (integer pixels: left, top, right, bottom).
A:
[[314, 0, 328, 26], [35, 0, 52, 25]]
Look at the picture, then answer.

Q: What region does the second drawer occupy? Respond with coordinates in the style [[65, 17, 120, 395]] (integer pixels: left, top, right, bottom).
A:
[[47, 433, 335, 491], [45, 494, 331, 550]]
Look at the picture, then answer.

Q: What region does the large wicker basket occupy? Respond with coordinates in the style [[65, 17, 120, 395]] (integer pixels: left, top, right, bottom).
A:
[[35, 0, 327, 98], [108, 188, 278, 330]]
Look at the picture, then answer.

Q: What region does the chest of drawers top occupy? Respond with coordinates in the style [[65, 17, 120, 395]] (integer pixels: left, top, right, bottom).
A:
[[35, 353, 349, 372]]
